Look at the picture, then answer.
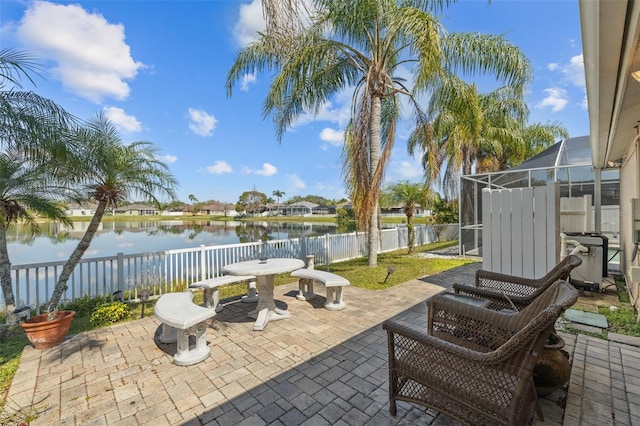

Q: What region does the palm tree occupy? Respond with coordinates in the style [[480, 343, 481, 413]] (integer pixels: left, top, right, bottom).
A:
[[0, 151, 77, 324], [227, 0, 531, 267], [386, 181, 434, 253], [272, 190, 285, 215], [0, 49, 77, 323], [0, 49, 77, 160], [188, 194, 200, 216], [477, 121, 568, 172], [48, 113, 178, 311], [409, 79, 567, 199]]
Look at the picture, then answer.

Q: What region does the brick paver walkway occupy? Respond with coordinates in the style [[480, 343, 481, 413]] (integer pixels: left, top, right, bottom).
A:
[[5, 261, 640, 425]]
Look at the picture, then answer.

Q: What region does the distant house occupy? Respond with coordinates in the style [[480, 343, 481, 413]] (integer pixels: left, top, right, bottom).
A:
[[282, 201, 317, 216], [312, 205, 336, 215], [200, 203, 239, 216], [381, 204, 427, 217], [114, 204, 157, 216], [160, 205, 189, 216], [263, 203, 286, 216], [65, 203, 99, 217]]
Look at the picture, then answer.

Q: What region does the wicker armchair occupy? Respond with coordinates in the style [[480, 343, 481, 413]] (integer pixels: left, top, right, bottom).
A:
[[382, 280, 578, 425], [451, 254, 581, 311]]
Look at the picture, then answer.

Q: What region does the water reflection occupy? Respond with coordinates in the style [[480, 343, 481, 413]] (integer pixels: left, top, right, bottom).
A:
[[7, 220, 340, 265]]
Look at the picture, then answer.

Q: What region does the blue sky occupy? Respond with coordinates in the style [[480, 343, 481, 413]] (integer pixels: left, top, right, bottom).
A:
[[0, 0, 588, 204]]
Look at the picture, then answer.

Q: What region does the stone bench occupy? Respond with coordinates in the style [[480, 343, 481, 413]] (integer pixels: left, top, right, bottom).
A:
[[189, 275, 257, 312], [291, 269, 350, 310], [154, 291, 216, 366]]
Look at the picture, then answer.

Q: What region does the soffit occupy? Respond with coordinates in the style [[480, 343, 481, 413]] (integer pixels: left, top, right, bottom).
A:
[[581, 0, 640, 168]]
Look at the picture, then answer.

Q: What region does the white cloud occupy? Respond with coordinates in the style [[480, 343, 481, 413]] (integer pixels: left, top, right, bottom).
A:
[[162, 154, 178, 164], [319, 128, 344, 146], [16, 1, 143, 103], [289, 174, 306, 189], [103, 106, 141, 132], [207, 161, 233, 174], [294, 99, 351, 128], [255, 163, 277, 176], [547, 63, 559, 71], [562, 54, 586, 88], [188, 108, 217, 136], [240, 72, 257, 91], [233, 0, 265, 47], [537, 88, 568, 112]]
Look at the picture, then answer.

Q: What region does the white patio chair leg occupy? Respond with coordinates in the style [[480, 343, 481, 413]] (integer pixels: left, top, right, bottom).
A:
[[159, 324, 177, 343], [242, 280, 259, 303], [203, 288, 223, 312], [296, 278, 316, 301], [324, 287, 346, 311]]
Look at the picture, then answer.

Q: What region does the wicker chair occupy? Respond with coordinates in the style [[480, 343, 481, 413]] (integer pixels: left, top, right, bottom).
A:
[[382, 280, 578, 425], [451, 254, 582, 311]]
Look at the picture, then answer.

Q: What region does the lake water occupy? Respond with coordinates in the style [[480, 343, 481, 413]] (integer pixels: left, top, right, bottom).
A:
[[7, 220, 342, 266]]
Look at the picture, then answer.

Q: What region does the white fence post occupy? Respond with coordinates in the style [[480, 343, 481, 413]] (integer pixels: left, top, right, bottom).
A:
[[117, 252, 125, 293]]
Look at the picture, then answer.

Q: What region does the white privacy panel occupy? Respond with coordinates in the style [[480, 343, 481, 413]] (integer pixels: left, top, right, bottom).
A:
[[482, 184, 559, 278]]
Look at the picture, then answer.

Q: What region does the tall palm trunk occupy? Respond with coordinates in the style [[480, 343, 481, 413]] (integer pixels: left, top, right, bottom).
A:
[[407, 212, 415, 254], [49, 200, 108, 310], [368, 95, 383, 267], [0, 221, 17, 324]]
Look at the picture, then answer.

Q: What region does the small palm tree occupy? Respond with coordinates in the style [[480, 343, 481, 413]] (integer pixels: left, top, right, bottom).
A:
[[48, 113, 178, 310], [272, 190, 285, 215], [386, 181, 434, 253], [0, 150, 77, 324]]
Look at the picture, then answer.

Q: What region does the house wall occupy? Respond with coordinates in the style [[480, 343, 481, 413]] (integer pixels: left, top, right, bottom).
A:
[[620, 139, 640, 311]]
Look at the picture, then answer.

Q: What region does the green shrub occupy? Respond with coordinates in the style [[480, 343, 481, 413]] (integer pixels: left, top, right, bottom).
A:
[[90, 302, 130, 327], [61, 295, 106, 317]]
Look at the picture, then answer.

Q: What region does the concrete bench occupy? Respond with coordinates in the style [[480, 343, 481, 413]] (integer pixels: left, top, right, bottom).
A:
[[154, 291, 216, 366], [291, 269, 350, 310], [189, 275, 256, 312]]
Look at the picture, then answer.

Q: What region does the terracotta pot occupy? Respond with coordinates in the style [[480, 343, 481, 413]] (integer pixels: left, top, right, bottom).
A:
[[534, 334, 571, 396], [20, 310, 75, 349]]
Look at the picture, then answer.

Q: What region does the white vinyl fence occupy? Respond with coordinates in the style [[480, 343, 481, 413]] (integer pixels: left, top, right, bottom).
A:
[[3, 224, 457, 314], [482, 184, 559, 279]]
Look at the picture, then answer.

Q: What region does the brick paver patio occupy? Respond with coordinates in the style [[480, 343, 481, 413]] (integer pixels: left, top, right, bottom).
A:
[[5, 261, 640, 425]]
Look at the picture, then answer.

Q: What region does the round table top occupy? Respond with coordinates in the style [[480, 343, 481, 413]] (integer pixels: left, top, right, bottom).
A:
[[222, 258, 305, 276]]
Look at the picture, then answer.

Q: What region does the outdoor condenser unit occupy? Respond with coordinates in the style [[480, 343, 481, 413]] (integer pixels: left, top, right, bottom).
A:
[[564, 232, 608, 292]]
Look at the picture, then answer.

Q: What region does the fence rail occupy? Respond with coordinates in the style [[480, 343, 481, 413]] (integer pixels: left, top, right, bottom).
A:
[[3, 224, 458, 314]]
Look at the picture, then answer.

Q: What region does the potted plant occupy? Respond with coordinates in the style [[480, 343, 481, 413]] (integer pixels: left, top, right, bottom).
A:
[[20, 308, 75, 350], [533, 332, 571, 395]]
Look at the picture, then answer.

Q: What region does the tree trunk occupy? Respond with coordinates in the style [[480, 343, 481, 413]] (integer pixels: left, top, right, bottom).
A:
[[368, 95, 383, 267], [407, 213, 415, 254], [49, 200, 108, 310], [0, 221, 17, 325]]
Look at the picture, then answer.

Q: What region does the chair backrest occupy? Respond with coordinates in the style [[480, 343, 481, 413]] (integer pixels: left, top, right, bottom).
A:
[[517, 255, 581, 301], [545, 254, 582, 283], [493, 280, 578, 353]]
